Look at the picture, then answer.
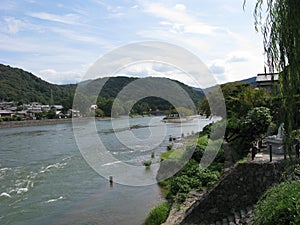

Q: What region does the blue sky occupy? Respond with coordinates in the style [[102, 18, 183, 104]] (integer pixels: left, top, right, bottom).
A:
[[0, 0, 264, 87]]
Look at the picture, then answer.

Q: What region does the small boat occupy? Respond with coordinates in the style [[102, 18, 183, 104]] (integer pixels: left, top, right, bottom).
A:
[[162, 114, 193, 123]]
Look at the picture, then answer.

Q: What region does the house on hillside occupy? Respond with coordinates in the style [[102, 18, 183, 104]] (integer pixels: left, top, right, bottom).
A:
[[0, 110, 14, 118], [16, 110, 28, 118], [90, 105, 98, 110], [51, 105, 63, 111], [41, 105, 50, 112], [67, 109, 81, 118], [256, 73, 279, 92], [56, 111, 66, 119], [0, 102, 14, 110]]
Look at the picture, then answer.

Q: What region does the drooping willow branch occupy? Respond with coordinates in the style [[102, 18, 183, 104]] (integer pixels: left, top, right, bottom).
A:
[[245, 0, 300, 158]]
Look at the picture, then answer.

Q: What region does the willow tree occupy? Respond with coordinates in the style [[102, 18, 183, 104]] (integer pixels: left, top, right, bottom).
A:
[[246, 0, 300, 158]]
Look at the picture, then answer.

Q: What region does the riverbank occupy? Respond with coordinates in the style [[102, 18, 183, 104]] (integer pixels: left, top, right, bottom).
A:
[[0, 117, 96, 129], [0, 115, 155, 129]]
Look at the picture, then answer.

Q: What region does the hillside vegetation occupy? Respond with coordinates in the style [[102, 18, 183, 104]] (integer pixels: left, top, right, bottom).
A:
[[0, 64, 204, 115], [0, 64, 76, 104]]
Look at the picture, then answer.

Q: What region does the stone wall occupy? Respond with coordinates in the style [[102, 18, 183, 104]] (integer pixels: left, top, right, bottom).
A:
[[182, 161, 286, 224], [165, 160, 286, 225]]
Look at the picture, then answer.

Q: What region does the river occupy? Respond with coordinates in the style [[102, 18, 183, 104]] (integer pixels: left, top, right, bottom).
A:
[[0, 116, 214, 225]]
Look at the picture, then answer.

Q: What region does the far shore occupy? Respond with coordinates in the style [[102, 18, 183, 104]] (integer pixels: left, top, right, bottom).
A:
[[0, 114, 209, 129], [1, 118, 72, 129], [0, 115, 158, 129], [0, 117, 103, 129]]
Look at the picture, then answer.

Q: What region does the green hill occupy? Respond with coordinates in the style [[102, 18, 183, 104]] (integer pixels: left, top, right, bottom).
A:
[[0, 64, 76, 104], [0, 64, 204, 112]]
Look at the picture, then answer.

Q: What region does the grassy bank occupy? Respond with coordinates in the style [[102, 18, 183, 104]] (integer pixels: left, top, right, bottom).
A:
[[144, 123, 225, 224]]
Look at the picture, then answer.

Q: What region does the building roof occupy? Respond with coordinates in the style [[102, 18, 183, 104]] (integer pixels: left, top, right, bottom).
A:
[[0, 110, 13, 114], [256, 73, 279, 83], [52, 105, 63, 110], [16, 110, 28, 114]]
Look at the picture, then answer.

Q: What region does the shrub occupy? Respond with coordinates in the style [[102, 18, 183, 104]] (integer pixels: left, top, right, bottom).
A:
[[160, 150, 184, 162], [151, 152, 155, 158], [202, 123, 212, 136], [189, 135, 208, 162], [251, 181, 300, 225], [167, 144, 173, 151], [170, 175, 192, 195], [144, 202, 171, 225], [198, 170, 220, 186], [143, 160, 152, 167], [169, 136, 176, 142]]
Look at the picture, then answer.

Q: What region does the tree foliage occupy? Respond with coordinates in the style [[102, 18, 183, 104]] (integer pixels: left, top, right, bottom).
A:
[[200, 81, 276, 158], [248, 0, 300, 156], [243, 106, 272, 140], [0, 64, 76, 104], [199, 82, 271, 118]]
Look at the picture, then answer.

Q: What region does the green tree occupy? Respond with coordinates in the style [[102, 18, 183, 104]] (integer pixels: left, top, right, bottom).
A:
[[199, 82, 270, 118], [95, 108, 104, 117], [248, 0, 300, 157], [62, 94, 74, 111], [47, 109, 57, 119], [131, 101, 150, 115], [243, 106, 272, 141], [225, 107, 272, 157]]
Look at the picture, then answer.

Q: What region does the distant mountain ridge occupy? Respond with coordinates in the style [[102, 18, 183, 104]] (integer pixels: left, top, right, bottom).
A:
[[199, 76, 257, 95], [0, 64, 205, 109], [239, 77, 257, 87], [0, 64, 76, 104]]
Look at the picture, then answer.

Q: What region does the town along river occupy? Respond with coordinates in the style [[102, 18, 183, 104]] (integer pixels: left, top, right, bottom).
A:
[[0, 116, 215, 225]]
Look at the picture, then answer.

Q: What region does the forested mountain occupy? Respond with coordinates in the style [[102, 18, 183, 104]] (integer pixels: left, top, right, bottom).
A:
[[0, 64, 205, 112], [0, 64, 76, 104]]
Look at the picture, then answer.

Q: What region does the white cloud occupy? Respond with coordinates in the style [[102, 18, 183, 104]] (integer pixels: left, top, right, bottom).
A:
[[38, 66, 88, 84], [141, 2, 221, 36], [1, 16, 47, 35], [49, 27, 114, 48], [131, 5, 139, 9], [0, 0, 266, 86], [174, 4, 186, 11], [114, 62, 201, 88], [3, 17, 25, 34], [137, 1, 265, 84], [208, 49, 264, 84], [227, 51, 249, 63], [106, 12, 125, 19], [209, 63, 225, 75], [29, 12, 81, 25]]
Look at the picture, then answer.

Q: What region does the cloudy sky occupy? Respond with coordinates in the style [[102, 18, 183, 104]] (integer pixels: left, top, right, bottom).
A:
[[0, 0, 265, 87]]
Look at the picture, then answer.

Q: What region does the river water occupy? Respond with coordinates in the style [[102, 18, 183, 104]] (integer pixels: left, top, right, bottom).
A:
[[0, 116, 214, 225]]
